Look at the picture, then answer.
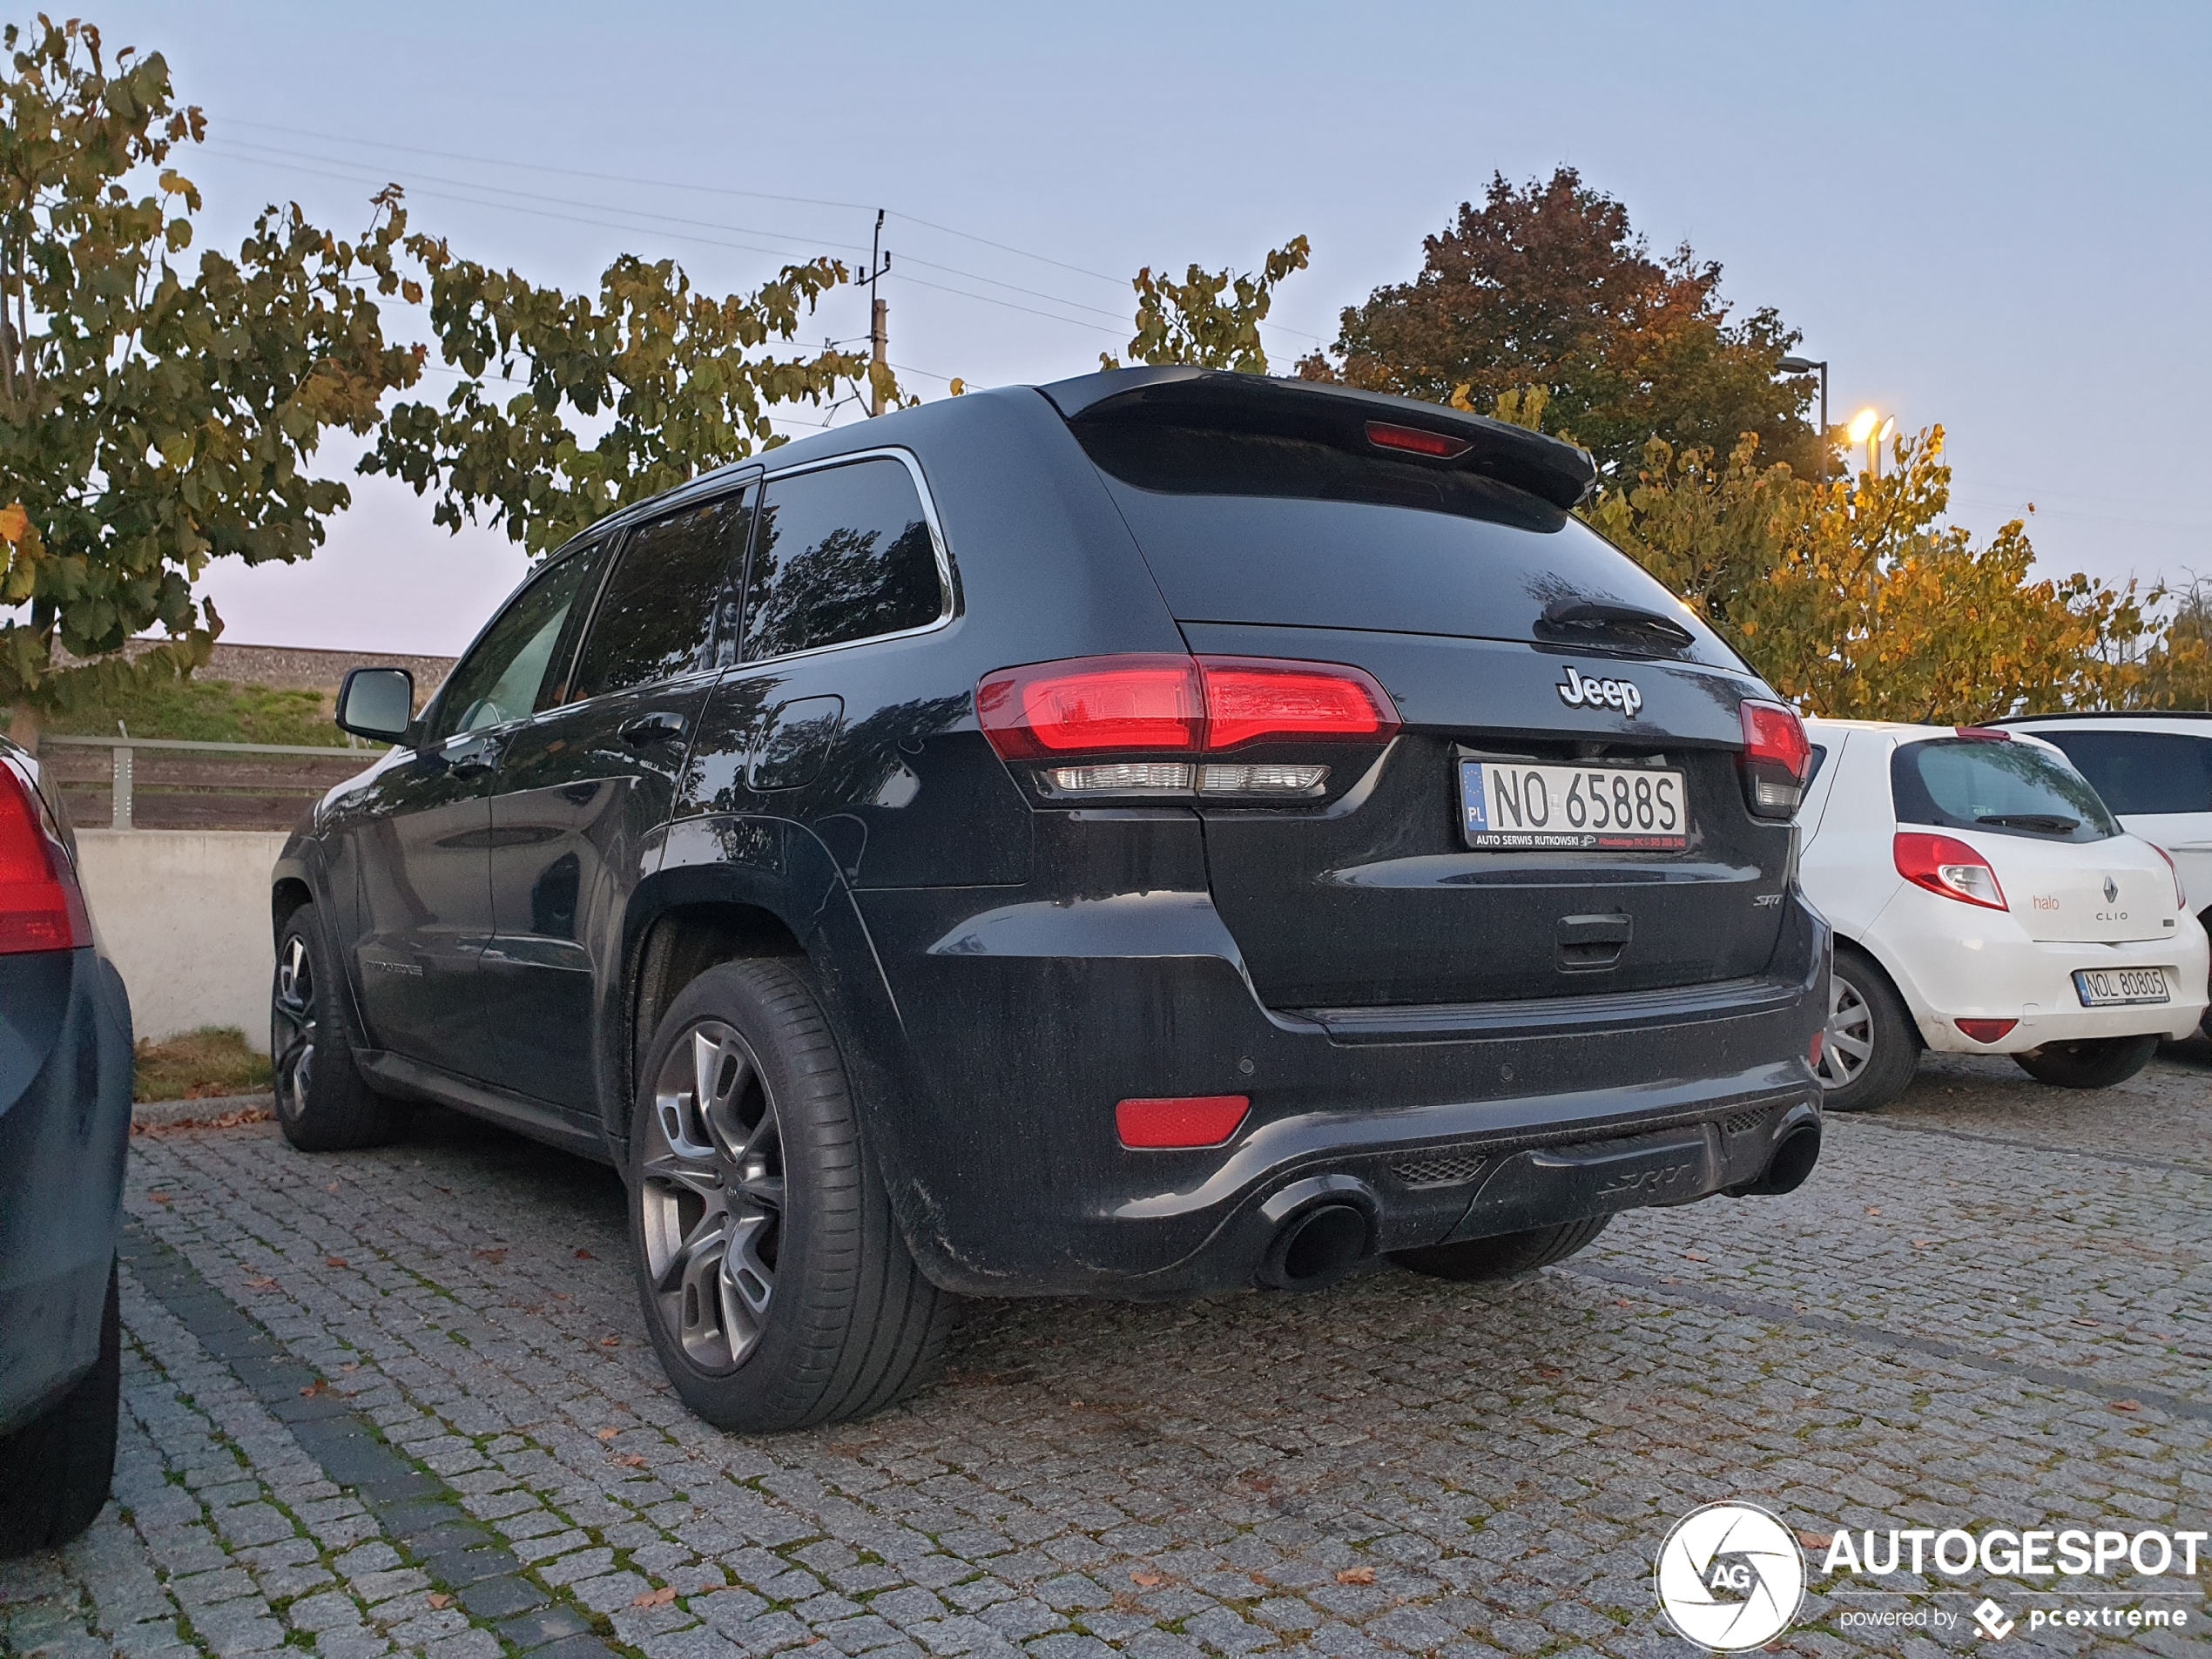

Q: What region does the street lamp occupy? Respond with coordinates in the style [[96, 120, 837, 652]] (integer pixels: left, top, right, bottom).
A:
[[1846, 408, 1897, 478], [1777, 354, 1827, 435]]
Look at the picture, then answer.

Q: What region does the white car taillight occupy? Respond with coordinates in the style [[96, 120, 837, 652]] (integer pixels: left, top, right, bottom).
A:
[[1894, 831, 2008, 912], [2151, 844, 2187, 910]]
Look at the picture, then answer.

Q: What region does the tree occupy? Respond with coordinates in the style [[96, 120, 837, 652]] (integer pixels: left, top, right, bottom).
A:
[[1301, 169, 1818, 479], [0, 17, 423, 739], [365, 235, 894, 557], [1100, 236, 1309, 375], [1588, 427, 2168, 721]]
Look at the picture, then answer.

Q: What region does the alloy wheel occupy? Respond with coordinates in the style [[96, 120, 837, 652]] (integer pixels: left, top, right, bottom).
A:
[[271, 934, 318, 1122], [639, 1020, 786, 1373], [1817, 972, 1873, 1089]]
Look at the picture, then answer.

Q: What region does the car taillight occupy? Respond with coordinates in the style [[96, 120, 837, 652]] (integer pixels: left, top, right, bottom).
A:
[[978, 654, 1399, 798], [1894, 831, 2007, 912], [2151, 844, 2187, 909], [1738, 698, 1811, 819], [0, 762, 91, 954]]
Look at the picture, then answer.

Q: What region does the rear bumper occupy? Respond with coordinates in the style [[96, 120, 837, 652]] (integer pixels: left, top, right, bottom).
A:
[[847, 885, 1829, 1297], [1865, 890, 2210, 1051], [0, 948, 135, 1434]]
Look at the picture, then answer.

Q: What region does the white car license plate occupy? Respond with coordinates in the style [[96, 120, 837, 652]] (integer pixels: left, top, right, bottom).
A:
[[2072, 967, 2172, 1007], [1460, 759, 1689, 851]]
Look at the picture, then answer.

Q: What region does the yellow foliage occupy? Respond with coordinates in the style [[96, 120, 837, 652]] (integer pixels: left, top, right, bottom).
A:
[[1588, 427, 2192, 721]]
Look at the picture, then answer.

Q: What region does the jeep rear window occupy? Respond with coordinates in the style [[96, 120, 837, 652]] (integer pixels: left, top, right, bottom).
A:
[[1892, 738, 2119, 842], [2024, 729, 2212, 817], [1074, 421, 1741, 666]]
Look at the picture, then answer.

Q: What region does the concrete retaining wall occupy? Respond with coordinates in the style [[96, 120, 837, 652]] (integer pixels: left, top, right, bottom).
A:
[[72, 830, 287, 1051]]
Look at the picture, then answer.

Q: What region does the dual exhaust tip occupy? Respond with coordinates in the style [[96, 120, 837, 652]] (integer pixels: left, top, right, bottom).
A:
[[1256, 1112, 1824, 1293]]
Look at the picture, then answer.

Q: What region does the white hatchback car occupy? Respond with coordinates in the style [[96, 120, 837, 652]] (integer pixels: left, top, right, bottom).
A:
[[1995, 712, 2212, 1028], [1797, 720, 2209, 1111]]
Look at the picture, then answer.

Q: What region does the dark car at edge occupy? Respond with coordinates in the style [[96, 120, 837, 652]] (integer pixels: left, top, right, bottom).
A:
[[271, 368, 1830, 1432], [2, 732, 133, 1553]]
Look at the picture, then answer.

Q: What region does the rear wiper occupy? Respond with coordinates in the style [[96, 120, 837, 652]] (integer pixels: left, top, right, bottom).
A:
[[1977, 813, 2079, 833], [1538, 597, 1695, 650]]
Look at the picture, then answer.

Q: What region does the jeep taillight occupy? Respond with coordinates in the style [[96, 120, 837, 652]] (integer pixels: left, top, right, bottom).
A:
[[1895, 831, 2008, 912], [0, 760, 91, 954], [977, 655, 1399, 799], [1738, 698, 1811, 819]]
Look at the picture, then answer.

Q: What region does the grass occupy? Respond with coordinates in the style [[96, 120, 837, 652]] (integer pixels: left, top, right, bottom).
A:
[[48, 678, 352, 746], [134, 1026, 274, 1103]]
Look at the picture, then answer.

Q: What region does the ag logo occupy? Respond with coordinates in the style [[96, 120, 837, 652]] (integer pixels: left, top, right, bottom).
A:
[[1653, 1501, 1806, 1651]]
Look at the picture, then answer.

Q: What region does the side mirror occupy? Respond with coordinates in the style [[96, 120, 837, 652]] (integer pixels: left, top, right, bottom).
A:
[[335, 667, 415, 744]]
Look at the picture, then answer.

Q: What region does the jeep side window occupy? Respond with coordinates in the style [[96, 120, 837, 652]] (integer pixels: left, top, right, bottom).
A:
[[741, 458, 943, 661], [570, 488, 755, 701], [427, 548, 606, 742]]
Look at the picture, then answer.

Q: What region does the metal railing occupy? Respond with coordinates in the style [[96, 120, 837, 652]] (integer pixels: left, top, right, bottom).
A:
[[38, 733, 369, 831]]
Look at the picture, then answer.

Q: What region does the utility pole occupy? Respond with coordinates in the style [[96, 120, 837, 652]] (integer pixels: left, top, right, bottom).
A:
[[866, 210, 890, 417]]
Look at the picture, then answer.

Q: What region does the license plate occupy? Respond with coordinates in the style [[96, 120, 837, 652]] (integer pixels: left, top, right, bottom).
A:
[[1460, 759, 1689, 851], [2072, 967, 2171, 1007]]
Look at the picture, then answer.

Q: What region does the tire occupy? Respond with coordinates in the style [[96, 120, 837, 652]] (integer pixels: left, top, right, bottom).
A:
[[270, 904, 405, 1152], [628, 959, 954, 1433], [1814, 945, 1921, 1113], [1388, 1214, 1612, 1283], [0, 1260, 120, 1556], [2013, 1033, 2160, 1089]]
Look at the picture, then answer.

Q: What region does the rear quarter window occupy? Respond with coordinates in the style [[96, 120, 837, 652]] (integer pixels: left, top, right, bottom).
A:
[[2028, 729, 2212, 817], [1892, 738, 2119, 842], [742, 457, 945, 660]]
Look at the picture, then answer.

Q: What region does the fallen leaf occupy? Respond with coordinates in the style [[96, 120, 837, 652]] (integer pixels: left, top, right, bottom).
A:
[[1071, 1399, 1084, 1408], [615, 1453, 649, 1468], [1336, 1566, 1376, 1585], [245, 1276, 279, 1291], [300, 1380, 331, 1398], [1615, 1298, 1632, 1309], [596, 1427, 620, 1440], [1911, 1240, 1934, 1250], [148, 1191, 172, 1205], [631, 1585, 677, 1608], [326, 1182, 340, 1193], [1130, 1570, 1164, 1588], [339, 1362, 360, 1373], [475, 1247, 507, 1264], [1537, 1367, 1562, 1379], [1797, 1530, 1833, 1550], [1865, 1205, 1882, 1217], [325, 1257, 348, 1268], [427, 1592, 451, 1609], [599, 1335, 621, 1348], [574, 1248, 595, 1260], [1683, 1252, 1709, 1263], [2110, 1399, 2142, 1413], [2071, 1318, 2100, 1329]]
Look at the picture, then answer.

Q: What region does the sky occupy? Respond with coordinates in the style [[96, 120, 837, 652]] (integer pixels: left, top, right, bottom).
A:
[[80, 0, 2212, 657]]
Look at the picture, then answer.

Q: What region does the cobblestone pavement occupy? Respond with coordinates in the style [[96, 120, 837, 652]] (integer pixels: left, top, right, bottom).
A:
[[5, 1049, 2209, 1659]]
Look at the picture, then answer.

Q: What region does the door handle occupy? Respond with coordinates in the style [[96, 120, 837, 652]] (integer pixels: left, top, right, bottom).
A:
[[620, 711, 688, 747], [448, 738, 502, 779]]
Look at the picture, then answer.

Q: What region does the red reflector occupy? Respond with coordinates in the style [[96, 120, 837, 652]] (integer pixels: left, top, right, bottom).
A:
[[1955, 1018, 2018, 1043], [1809, 1029, 1824, 1068], [1197, 658, 1399, 750], [1116, 1095, 1250, 1149], [0, 763, 91, 955], [977, 655, 1203, 759], [1365, 420, 1472, 460]]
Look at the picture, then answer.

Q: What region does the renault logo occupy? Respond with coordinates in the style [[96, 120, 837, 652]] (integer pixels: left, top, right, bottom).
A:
[[2104, 876, 2120, 904]]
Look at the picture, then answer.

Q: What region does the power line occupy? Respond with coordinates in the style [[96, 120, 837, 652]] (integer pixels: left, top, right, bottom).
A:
[[207, 121, 1324, 346]]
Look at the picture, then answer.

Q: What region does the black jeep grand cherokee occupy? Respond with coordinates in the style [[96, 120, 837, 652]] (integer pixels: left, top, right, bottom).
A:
[[273, 368, 1828, 1431]]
